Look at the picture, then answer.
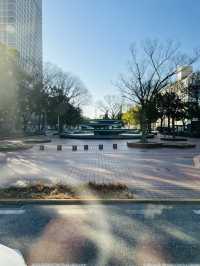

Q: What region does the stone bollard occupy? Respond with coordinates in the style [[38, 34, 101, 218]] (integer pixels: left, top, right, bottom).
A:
[[99, 144, 103, 150], [57, 145, 62, 151], [113, 144, 117, 150], [84, 145, 89, 151], [72, 145, 77, 151], [39, 145, 44, 151]]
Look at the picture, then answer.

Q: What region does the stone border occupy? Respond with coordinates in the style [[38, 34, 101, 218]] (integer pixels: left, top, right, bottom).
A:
[[163, 143, 196, 148], [0, 143, 33, 152], [0, 182, 133, 200], [0, 199, 200, 205], [61, 134, 154, 140], [127, 142, 163, 148], [193, 155, 200, 168], [127, 142, 196, 149], [23, 139, 51, 144], [0, 154, 6, 163], [160, 137, 188, 141]]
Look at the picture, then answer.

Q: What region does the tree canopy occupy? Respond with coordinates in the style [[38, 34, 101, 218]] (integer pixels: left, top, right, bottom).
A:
[[97, 94, 122, 119], [0, 45, 90, 136], [118, 39, 200, 141]]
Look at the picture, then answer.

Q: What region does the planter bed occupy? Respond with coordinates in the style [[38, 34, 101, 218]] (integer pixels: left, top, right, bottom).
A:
[[0, 182, 134, 200], [127, 141, 196, 149], [23, 138, 51, 144], [160, 137, 188, 141], [127, 142, 163, 148], [162, 143, 196, 149], [60, 133, 154, 140], [0, 141, 32, 152]]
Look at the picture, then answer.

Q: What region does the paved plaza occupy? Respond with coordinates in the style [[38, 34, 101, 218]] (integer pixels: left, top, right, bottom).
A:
[[0, 138, 200, 199]]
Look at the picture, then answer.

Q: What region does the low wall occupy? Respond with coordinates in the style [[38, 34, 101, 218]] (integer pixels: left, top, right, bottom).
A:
[[193, 155, 200, 168], [0, 154, 6, 163], [60, 133, 154, 140]]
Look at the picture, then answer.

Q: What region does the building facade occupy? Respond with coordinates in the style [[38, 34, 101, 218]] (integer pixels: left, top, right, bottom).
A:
[[0, 0, 42, 76], [156, 66, 200, 132], [171, 66, 200, 104]]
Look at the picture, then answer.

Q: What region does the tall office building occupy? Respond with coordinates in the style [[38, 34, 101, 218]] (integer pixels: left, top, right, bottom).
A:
[[0, 0, 42, 76]]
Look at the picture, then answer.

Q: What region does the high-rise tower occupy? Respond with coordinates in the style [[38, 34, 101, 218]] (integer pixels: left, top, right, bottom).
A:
[[0, 0, 42, 76]]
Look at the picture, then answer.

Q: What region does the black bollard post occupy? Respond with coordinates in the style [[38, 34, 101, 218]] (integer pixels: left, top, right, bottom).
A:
[[84, 145, 89, 151], [72, 145, 77, 151], [57, 145, 62, 151], [113, 144, 117, 150], [99, 144, 103, 150], [40, 145, 44, 151]]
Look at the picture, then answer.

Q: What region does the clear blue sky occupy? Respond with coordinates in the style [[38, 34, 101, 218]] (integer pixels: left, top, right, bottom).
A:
[[43, 0, 200, 117]]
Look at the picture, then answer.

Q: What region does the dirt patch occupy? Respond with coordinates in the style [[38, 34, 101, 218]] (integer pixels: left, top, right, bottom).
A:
[[0, 182, 134, 200]]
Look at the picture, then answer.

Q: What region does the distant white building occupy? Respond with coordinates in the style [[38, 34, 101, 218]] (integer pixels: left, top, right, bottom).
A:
[[177, 66, 193, 81], [0, 0, 43, 76], [173, 66, 200, 103], [156, 66, 200, 131]]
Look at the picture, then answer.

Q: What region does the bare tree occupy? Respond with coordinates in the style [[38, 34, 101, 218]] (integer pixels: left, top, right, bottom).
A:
[[43, 63, 91, 133], [117, 39, 200, 142], [43, 63, 91, 107], [97, 94, 122, 119]]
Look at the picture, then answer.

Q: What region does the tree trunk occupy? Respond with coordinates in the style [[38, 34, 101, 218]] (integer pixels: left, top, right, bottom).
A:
[[160, 117, 163, 130], [148, 121, 152, 133], [182, 120, 186, 131], [23, 118, 27, 133], [58, 114, 63, 134], [167, 116, 171, 134], [140, 107, 148, 143], [172, 117, 176, 139], [41, 113, 44, 131], [38, 113, 41, 133]]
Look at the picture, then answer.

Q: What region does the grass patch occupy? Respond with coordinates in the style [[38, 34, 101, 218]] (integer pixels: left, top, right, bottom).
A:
[[0, 141, 32, 152], [0, 182, 134, 200]]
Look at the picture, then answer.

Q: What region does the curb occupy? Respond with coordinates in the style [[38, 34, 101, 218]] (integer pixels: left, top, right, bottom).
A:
[[193, 155, 200, 168], [0, 143, 33, 152], [0, 154, 6, 163], [127, 142, 196, 149], [23, 139, 51, 144], [0, 199, 200, 205]]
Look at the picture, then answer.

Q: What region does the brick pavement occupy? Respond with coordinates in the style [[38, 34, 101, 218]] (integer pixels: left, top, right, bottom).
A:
[[0, 138, 200, 199]]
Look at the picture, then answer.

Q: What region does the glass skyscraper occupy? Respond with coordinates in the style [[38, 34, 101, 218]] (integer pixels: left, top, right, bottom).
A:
[[0, 0, 42, 76]]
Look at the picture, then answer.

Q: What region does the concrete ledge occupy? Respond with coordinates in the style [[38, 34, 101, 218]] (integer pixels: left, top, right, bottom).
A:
[[0, 154, 6, 163], [23, 139, 51, 144], [60, 134, 154, 140], [127, 142, 196, 149], [61, 135, 142, 140], [0, 198, 200, 205], [193, 155, 200, 168], [0, 142, 33, 152], [127, 142, 163, 148], [163, 143, 196, 148], [161, 137, 188, 141]]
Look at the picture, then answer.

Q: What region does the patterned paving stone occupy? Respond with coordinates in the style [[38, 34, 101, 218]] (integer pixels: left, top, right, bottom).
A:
[[0, 138, 200, 199]]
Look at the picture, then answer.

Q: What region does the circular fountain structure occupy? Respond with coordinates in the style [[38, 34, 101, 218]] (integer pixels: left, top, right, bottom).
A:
[[60, 119, 153, 140]]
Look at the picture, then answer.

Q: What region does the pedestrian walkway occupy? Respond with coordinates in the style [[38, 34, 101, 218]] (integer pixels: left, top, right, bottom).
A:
[[0, 138, 200, 199]]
